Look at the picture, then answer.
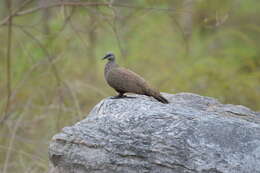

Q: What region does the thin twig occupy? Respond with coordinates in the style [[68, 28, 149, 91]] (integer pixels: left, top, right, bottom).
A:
[[0, 0, 33, 26], [2, 98, 33, 173], [2, 109, 24, 173], [110, 3, 126, 59], [171, 15, 190, 56], [54, 7, 76, 38], [0, 2, 177, 26], [1, 0, 13, 124], [19, 26, 84, 119], [19, 27, 62, 85], [64, 81, 83, 121]]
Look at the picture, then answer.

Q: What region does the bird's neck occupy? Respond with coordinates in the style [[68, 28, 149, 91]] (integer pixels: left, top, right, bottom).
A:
[[105, 60, 118, 75]]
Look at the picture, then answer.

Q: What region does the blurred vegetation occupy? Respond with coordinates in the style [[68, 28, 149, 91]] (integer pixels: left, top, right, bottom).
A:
[[0, 0, 259, 172]]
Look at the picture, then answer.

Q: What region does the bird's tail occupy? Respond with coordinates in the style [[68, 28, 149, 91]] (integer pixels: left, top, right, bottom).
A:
[[153, 94, 169, 104], [145, 88, 169, 104]]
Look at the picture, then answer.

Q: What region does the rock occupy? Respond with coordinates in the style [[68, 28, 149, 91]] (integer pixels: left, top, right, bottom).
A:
[[49, 93, 260, 173]]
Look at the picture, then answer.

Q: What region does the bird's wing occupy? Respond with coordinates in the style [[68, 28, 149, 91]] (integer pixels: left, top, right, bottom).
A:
[[107, 67, 150, 93]]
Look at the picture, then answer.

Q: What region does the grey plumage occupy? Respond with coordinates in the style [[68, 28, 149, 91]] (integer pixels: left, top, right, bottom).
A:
[[102, 53, 169, 104]]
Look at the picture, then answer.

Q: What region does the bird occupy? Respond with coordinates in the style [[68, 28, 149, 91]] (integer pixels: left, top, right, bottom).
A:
[[102, 52, 169, 104]]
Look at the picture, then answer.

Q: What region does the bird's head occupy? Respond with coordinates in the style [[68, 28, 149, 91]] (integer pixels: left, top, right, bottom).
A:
[[102, 52, 115, 61]]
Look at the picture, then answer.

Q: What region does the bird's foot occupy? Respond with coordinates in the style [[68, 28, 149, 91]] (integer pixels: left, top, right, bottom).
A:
[[111, 95, 138, 100], [111, 94, 127, 99]]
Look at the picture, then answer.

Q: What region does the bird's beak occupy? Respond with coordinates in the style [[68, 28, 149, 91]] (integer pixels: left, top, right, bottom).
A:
[[102, 54, 109, 60]]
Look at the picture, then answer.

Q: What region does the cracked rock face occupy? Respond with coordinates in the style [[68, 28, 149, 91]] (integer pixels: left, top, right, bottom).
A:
[[49, 93, 260, 173]]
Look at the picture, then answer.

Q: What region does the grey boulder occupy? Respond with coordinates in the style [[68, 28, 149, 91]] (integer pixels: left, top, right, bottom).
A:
[[49, 93, 260, 173]]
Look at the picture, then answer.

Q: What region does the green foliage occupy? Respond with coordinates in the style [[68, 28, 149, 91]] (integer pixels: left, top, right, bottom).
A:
[[0, 1, 260, 172]]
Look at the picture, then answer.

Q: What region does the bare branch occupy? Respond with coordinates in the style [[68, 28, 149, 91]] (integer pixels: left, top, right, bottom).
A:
[[0, 1, 177, 26], [18, 27, 62, 85], [171, 16, 190, 56], [0, 0, 34, 26], [2, 99, 31, 173], [18, 26, 84, 119], [1, 0, 13, 124]]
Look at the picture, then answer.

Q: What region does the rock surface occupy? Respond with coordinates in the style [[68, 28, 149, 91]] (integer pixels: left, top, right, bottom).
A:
[[49, 93, 260, 173]]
